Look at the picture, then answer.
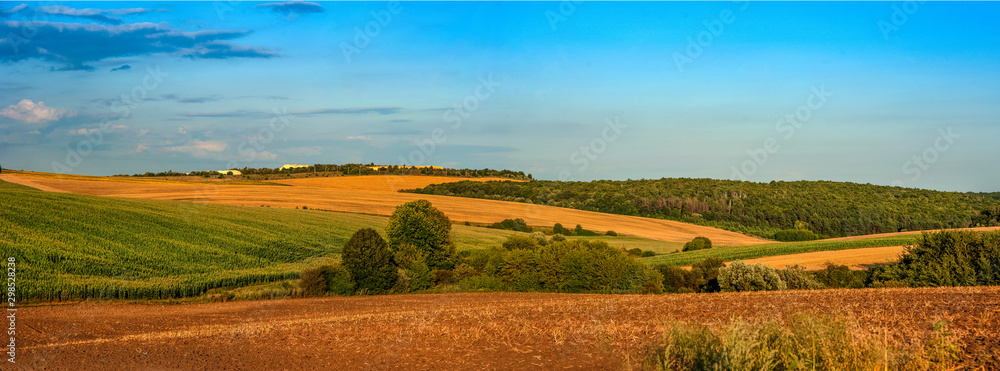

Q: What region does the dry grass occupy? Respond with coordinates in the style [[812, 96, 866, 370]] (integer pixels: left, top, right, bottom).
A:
[[3, 172, 767, 245], [19, 287, 1000, 370], [744, 245, 907, 270]]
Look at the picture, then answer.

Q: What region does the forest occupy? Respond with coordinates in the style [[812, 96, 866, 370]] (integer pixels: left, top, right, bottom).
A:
[[407, 178, 1000, 238]]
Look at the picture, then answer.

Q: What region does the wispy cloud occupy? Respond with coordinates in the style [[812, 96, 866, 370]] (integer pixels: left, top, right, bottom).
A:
[[254, 2, 324, 15], [179, 106, 403, 119], [35, 5, 160, 25], [177, 96, 219, 104], [180, 110, 270, 118], [0, 4, 28, 18], [164, 139, 228, 158], [292, 107, 402, 116], [0, 20, 277, 71]]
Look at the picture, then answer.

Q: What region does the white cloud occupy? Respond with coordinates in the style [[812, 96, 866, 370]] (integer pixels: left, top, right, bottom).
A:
[[257, 151, 278, 160], [345, 136, 371, 141], [1, 99, 73, 124], [165, 140, 228, 158], [130, 143, 148, 154], [71, 128, 100, 135], [138, 129, 149, 137], [281, 146, 322, 156], [27, 130, 41, 135]]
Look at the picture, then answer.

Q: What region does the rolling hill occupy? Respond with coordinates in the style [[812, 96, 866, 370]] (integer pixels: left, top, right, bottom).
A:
[[406, 178, 1000, 238], [0, 171, 766, 245]]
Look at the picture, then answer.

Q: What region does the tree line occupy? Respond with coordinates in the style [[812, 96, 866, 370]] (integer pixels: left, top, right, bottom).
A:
[[116, 163, 531, 180], [408, 178, 1000, 238]]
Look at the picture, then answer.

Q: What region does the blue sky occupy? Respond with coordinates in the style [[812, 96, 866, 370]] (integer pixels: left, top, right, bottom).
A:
[[1, 1, 998, 192]]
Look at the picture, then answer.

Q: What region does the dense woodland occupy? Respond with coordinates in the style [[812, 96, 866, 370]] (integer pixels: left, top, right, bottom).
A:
[[408, 178, 1000, 238]]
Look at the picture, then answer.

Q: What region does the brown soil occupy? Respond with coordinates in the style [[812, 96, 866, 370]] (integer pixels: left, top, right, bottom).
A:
[[19, 288, 1000, 370], [1, 172, 767, 246]]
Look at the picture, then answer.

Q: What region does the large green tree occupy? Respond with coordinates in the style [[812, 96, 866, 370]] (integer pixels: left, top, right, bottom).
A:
[[385, 199, 456, 270], [341, 228, 397, 294]]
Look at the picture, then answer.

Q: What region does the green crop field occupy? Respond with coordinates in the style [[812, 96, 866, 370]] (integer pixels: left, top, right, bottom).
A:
[[0, 180, 521, 302], [642, 235, 919, 266]]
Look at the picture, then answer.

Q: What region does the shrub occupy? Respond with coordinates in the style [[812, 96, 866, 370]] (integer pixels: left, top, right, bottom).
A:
[[434, 269, 456, 285], [718, 261, 786, 292], [323, 264, 354, 296], [502, 235, 541, 251], [815, 263, 865, 289], [659, 265, 690, 293], [528, 231, 549, 246], [394, 243, 433, 291], [458, 274, 506, 291], [342, 228, 398, 295], [574, 224, 598, 236], [627, 248, 643, 256], [496, 218, 531, 232], [773, 229, 821, 242], [605, 230, 618, 237], [682, 236, 713, 252], [551, 233, 566, 242], [452, 263, 478, 281], [553, 223, 571, 235], [641, 250, 656, 257], [386, 200, 456, 270], [407, 262, 434, 291], [656, 257, 726, 294], [298, 266, 327, 297], [778, 265, 825, 290]]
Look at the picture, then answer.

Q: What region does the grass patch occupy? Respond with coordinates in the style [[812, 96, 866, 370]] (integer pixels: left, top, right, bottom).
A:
[[644, 235, 917, 266]]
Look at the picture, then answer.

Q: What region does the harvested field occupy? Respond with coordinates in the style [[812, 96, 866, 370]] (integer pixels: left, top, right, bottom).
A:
[[19, 287, 1000, 370], [821, 226, 1000, 242], [744, 245, 906, 270], [0, 172, 766, 246], [267, 175, 519, 193]]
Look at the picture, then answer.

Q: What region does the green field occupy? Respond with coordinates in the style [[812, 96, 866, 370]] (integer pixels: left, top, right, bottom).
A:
[[643, 235, 918, 266], [0, 180, 521, 302]]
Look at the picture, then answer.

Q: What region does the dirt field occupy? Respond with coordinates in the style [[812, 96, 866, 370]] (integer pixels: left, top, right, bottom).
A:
[[0, 172, 766, 246], [744, 245, 907, 270], [18, 287, 1000, 370]]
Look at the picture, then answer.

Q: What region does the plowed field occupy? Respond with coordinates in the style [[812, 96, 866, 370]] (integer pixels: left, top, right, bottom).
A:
[[19, 287, 1000, 370]]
